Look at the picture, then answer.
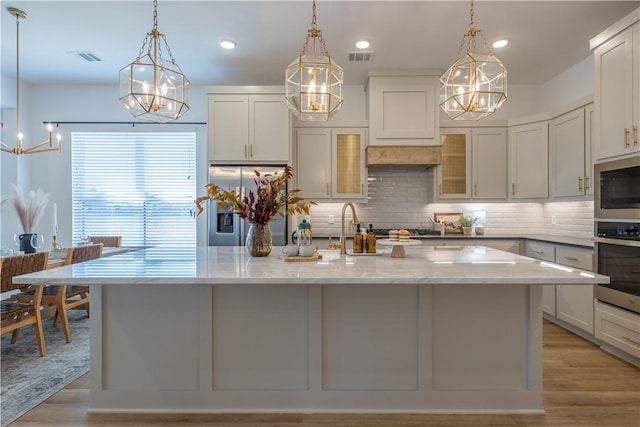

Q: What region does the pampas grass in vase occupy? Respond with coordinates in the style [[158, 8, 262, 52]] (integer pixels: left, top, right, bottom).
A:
[[11, 184, 49, 234]]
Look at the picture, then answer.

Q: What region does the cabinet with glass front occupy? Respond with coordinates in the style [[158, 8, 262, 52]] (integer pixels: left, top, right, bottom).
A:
[[295, 128, 367, 201], [437, 127, 507, 200]]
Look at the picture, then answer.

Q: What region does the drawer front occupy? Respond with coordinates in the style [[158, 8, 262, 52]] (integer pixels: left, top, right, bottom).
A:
[[555, 246, 593, 271], [595, 302, 640, 358], [525, 241, 556, 262]]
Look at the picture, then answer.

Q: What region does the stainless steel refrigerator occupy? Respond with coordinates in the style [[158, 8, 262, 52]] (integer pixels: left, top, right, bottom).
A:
[[208, 165, 288, 247]]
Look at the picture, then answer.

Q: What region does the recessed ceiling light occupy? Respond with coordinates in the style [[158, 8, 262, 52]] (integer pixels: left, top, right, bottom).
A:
[[355, 40, 370, 49], [220, 39, 236, 50], [492, 39, 509, 49]]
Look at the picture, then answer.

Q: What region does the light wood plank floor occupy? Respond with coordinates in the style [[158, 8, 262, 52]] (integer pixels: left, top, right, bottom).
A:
[[8, 321, 640, 426]]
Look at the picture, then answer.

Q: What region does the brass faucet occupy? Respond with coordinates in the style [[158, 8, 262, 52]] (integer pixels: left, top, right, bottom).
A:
[[340, 202, 360, 254]]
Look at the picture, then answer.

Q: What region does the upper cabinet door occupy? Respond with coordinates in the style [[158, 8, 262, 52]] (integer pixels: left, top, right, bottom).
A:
[[295, 128, 332, 200], [472, 128, 508, 199], [593, 21, 640, 160], [509, 121, 549, 199], [437, 129, 471, 199], [367, 73, 440, 146], [332, 128, 367, 200], [208, 95, 249, 161], [249, 95, 290, 162], [551, 108, 586, 198]]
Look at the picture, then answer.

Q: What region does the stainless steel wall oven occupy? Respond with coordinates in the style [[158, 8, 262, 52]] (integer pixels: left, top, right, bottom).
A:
[[594, 221, 640, 314]]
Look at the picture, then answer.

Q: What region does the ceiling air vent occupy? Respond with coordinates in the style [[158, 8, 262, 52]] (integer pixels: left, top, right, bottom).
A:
[[68, 51, 102, 62], [347, 51, 372, 62]]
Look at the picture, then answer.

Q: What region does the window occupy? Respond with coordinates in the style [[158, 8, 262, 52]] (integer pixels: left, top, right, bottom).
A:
[[72, 132, 196, 247]]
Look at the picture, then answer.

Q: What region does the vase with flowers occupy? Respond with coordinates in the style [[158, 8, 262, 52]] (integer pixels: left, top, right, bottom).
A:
[[8, 185, 49, 253], [194, 165, 316, 257]]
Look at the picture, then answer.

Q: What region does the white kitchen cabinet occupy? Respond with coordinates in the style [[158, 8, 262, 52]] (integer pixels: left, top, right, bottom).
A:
[[555, 246, 594, 334], [295, 128, 367, 201], [551, 105, 593, 198], [437, 127, 507, 200], [366, 70, 440, 146], [525, 241, 556, 316], [509, 121, 549, 199], [595, 300, 640, 362], [422, 238, 521, 255], [591, 12, 640, 160], [208, 94, 290, 163]]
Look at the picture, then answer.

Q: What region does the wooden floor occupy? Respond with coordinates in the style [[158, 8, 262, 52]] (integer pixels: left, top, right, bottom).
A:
[[8, 321, 640, 426]]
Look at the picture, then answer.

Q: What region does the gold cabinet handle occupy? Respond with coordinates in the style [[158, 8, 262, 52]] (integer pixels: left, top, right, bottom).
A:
[[533, 250, 545, 255], [622, 336, 640, 346], [249, 144, 253, 157], [624, 128, 630, 147], [361, 183, 364, 195], [474, 183, 478, 197], [326, 183, 330, 196], [578, 176, 583, 192], [584, 176, 590, 191], [563, 256, 579, 262], [439, 184, 442, 196], [634, 126, 638, 146], [244, 144, 248, 157], [512, 183, 515, 196]]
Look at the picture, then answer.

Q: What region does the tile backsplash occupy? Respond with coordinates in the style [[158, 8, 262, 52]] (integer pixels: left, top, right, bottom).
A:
[[303, 166, 594, 240]]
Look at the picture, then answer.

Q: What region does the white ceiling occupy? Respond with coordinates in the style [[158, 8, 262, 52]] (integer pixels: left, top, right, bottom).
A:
[[1, 1, 638, 87]]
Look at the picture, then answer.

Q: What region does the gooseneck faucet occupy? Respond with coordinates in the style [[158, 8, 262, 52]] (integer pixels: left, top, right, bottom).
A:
[[340, 202, 360, 255]]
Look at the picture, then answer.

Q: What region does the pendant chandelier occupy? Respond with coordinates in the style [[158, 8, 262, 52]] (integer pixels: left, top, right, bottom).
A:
[[119, 0, 190, 123], [440, 0, 507, 120], [285, 0, 344, 122], [1, 7, 61, 155]]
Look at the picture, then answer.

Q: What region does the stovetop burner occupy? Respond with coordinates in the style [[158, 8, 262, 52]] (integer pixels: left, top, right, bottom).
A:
[[371, 228, 442, 236]]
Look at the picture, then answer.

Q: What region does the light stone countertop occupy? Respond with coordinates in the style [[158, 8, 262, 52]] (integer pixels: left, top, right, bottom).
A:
[[14, 245, 608, 286]]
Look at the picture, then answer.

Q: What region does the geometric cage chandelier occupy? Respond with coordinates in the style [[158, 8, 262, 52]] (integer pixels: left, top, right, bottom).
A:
[[1, 7, 62, 155], [285, 0, 344, 122], [440, 0, 507, 120], [119, 0, 190, 123]]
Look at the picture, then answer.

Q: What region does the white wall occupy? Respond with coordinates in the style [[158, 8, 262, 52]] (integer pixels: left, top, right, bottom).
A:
[[541, 56, 594, 113]]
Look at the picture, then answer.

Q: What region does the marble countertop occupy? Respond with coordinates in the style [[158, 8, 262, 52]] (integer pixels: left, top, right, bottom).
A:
[[13, 245, 608, 286]]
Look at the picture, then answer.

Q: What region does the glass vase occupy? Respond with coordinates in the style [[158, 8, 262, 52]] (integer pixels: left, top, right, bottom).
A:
[[246, 223, 272, 257]]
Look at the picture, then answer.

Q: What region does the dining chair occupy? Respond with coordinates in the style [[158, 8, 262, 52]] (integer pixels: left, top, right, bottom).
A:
[[19, 243, 103, 343], [87, 236, 122, 248], [0, 252, 49, 356]]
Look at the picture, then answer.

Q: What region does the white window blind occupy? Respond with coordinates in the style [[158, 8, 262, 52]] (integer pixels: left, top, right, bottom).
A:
[[72, 132, 196, 247]]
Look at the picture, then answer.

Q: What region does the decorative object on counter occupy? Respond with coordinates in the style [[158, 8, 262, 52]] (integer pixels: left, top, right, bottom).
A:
[[434, 212, 463, 234], [194, 165, 316, 257], [377, 239, 422, 258], [119, 0, 190, 123], [285, 0, 344, 121], [440, 0, 507, 120], [1, 8, 61, 155], [292, 219, 315, 255], [366, 224, 377, 253], [9, 186, 49, 254], [475, 225, 485, 235], [388, 230, 399, 241], [282, 245, 299, 257], [340, 203, 359, 255], [353, 224, 364, 253], [459, 213, 478, 235]]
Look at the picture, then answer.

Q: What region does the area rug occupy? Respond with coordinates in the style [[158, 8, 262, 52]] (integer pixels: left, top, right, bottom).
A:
[[0, 311, 90, 426]]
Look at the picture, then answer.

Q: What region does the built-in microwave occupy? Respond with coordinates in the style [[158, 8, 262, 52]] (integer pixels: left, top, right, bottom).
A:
[[594, 156, 640, 220]]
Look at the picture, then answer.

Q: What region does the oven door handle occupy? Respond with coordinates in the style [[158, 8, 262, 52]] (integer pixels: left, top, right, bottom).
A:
[[594, 236, 640, 248]]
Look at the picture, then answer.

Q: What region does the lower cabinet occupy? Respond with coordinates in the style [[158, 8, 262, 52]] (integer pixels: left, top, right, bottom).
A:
[[595, 301, 640, 361], [525, 240, 595, 334], [524, 241, 556, 316]]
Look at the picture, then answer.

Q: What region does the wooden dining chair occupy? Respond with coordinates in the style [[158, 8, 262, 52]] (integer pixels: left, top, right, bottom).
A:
[[88, 236, 122, 248], [19, 243, 103, 343], [0, 252, 49, 356]]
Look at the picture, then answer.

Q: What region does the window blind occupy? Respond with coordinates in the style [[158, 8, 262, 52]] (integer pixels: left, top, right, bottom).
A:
[[71, 132, 196, 247]]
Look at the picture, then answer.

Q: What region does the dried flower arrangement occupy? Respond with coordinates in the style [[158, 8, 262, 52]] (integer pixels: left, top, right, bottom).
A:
[[10, 185, 49, 234], [194, 165, 316, 225]]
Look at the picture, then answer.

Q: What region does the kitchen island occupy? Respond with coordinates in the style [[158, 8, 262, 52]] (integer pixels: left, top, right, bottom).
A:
[[15, 245, 609, 415]]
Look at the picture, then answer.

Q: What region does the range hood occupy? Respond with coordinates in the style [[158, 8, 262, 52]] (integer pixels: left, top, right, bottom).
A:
[[366, 145, 442, 166]]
